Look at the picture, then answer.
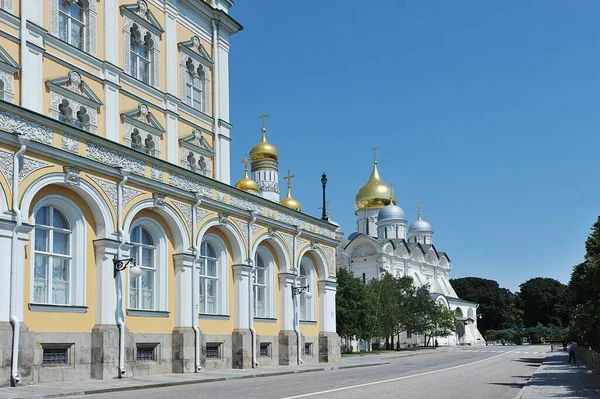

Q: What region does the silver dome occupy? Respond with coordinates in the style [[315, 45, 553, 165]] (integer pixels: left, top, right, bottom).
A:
[[377, 204, 406, 221], [408, 219, 432, 233], [348, 231, 360, 240]]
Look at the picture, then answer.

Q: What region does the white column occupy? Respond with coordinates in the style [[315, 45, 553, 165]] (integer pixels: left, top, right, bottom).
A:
[[93, 239, 120, 325], [0, 221, 12, 322], [104, 80, 120, 142], [216, 35, 231, 184], [173, 253, 195, 328], [165, 6, 178, 96], [218, 128, 231, 184], [278, 272, 295, 331], [21, 29, 43, 112], [27, 0, 42, 25], [232, 264, 251, 329], [104, 0, 119, 65], [318, 279, 337, 333], [166, 111, 178, 164]]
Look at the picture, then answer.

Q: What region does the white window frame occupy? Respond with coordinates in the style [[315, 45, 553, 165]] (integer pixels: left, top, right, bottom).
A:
[[30, 195, 86, 307], [199, 234, 228, 315], [58, 0, 86, 51], [299, 258, 316, 321], [50, 0, 97, 55], [129, 225, 157, 310], [129, 24, 152, 84], [123, 14, 161, 89], [179, 55, 210, 115], [128, 217, 167, 312], [254, 247, 275, 319]]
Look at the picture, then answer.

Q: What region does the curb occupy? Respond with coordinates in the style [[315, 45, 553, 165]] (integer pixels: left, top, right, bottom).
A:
[[8, 361, 390, 399]]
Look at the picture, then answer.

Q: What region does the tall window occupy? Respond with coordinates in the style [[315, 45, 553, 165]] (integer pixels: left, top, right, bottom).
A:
[[58, 0, 86, 50], [33, 206, 72, 305], [299, 264, 308, 320], [185, 60, 204, 111], [129, 226, 156, 310], [130, 25, 152, 84], [299, 258, 315, 321], [253, 253, 266, 318], [199, 240, 218, 314]]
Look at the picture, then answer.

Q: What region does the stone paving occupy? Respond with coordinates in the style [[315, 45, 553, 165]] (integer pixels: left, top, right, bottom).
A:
[[515, 351, 600, 398]]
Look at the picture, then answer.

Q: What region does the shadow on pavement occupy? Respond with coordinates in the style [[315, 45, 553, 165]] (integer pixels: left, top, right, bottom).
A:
[[489, 382, 526, 388]]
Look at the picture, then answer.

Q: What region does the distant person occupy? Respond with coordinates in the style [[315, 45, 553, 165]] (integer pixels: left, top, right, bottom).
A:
[[562, 341, 567, 352], [567, 342, 576, 363]]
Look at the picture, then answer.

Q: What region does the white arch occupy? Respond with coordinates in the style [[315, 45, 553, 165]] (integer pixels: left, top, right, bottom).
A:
[[252, 232, 291, 271], [197, 218, 245, 265], [297, 245, 328, 280], [123, 199, 190, 253], [0, 182, 8, 215], [20, 172, 115, 238]]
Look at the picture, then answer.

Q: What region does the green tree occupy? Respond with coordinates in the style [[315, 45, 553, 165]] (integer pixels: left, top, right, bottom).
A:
[[335, 268, 373, 344], [518, 278, 569, 328], [450, 277, 518, 332]]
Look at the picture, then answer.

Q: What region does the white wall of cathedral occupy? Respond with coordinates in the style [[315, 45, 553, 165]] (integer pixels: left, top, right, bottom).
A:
[[355, 208, 381, 238], [377, 223, 406, 240], [408, 234, 433, 245]]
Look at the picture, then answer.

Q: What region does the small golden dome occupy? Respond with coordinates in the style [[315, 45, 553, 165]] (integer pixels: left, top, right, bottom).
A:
[[235, 169, 259, 194], [280, 187, 302, 212], [354, 161, 397, 210], [249, 128, 279, 161]]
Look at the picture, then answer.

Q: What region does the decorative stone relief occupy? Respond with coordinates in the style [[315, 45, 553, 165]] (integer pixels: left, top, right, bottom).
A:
[[0, 149, 13, 190], [216, 189, 227, 203], [278, 212, 306, 229], [233, 218, 248, 245], [251, 224, 263, 238], [86, 143, 145, 175], [0, 110, 53, 145], [50, 91, 98, 134], [267, 208, 275, 219], [150, 165, 163, 181], [19, 156, 51, 183], [89, 176, 117, 211], [123, 186, 144, 207], [196, 208, 212, 221], [172, 200, 192, 233], [320, 245, 335, 275], [230, 194, 264, 214], [168, 171, 211, 197], [297, 237, 309, 250], [50, 0, 98, 55], [280, 233, 294, 253], [125, 122, 161, 158], [0, 70, 15, 103], [153, 193, 166, 209], [0, 0, 14, 13], [63, 167, 81, 186], [179, 53, 211, 114], [61, 133, 79, 153], [258, 181, 280, 194]]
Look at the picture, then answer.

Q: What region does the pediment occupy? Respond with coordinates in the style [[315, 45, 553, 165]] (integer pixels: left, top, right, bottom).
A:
[[180, 129, 214, 156], [0, 45, 19, 73], [179, 36, 214, 65], [45, 71, 103, 108], [121, 1, 164, 36], [345, 235, 381, 258], [121, 104, 165, 136]]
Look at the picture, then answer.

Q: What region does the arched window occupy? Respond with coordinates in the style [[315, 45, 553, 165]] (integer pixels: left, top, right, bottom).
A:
[[130, 25, 151, 84], [254, 247, 275, 318], [199, 240, 218, 314], [131, 128, 142, 150], [75, 106, 90, 131], [58, 99, 72, 124], [299, 258, 316, 321], [129, 225, 156, 310], [185, 59, 202, 110], [59, 0, 86, 50], [33, 206, 72, 305]]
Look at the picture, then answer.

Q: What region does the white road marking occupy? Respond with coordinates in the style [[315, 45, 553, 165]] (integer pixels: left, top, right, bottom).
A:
[[278, 349, 520, 399]]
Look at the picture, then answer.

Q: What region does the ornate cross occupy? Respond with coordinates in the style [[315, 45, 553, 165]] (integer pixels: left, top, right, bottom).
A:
[[258, 113, 269, 129], [241, 153, 249, 171], [417, 200, 422, 220], [372, 146, 379, 163], [389, 184, 394, 202], [284, 170, 295, 188]]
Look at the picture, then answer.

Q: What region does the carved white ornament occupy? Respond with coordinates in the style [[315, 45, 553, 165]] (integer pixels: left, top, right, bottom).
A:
[[0, 0, 14, 13], [168, 172, 211, 197], [19, 156, 51, 183], [0, 149, 13, 190], [86, 143, 145, 175], [233, 218, 249, 246], [230, 194, 264, 214], [50, 0, 97, 55], [150, 165, 163, 181], [89, 176, 117, 212], [124, 15, 161, 89], [172, 200, 193, 233], [216, 190, 227, 203], [0, 110, 53, 145], [281, 233, 294, 253], [0, 70, 15, 103], [320, 245, 335, 275], [124, 121, 161, 158], [64, 167, 81, 186], [349, 241, 378, 258], [267, 208, 275, 219], [50, 91, 98, 134], [297, 237, 309, 250], [196, 208, 212, 221], [258, 181, 280, 194], [61, 133, 79, 153], [278, 212, 306, 229], [123, 186, 144, 207], [180, 53, 211, 115]]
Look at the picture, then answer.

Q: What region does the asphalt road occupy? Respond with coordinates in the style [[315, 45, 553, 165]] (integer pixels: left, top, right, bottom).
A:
[[80, 345, 549, 399]]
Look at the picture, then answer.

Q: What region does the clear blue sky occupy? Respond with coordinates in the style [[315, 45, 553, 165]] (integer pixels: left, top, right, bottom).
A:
[[227, 0, 600, 293]]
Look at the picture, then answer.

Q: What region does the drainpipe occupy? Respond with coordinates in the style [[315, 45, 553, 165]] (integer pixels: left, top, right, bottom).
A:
[[247, 211, 258, 367], [116, 168, 130, 377], [10, 135, 29, 385], [293, 228, 303, 365], [211, 19, 220, 181], [191, 193, 202, 371]]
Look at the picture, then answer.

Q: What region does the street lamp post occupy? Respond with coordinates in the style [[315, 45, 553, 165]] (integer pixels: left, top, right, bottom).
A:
[[291, 283, 312, 364], [320, 173, 328, 221]]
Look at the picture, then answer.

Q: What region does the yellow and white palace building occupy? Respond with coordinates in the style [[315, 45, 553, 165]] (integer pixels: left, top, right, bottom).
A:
[[0, 0, 339, 386]]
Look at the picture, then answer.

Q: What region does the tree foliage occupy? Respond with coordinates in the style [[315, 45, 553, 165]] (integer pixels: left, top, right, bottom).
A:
[[335, 268, 373, 340], [518, 277, 569, 328]]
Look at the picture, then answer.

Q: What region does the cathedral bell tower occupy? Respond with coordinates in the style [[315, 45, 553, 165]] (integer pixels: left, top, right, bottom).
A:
[[249, 114, 280, 202]]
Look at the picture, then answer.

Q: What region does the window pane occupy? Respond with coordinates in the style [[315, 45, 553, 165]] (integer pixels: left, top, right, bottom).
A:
[[141, 228, 153, 245], [142, 60, 149, 84], [130, 52, 138, 77], [34, 255, 48, 303], [207, 259, 216, 277], [59, 14, 69, 42], [185, 83, 192, 106], [193, 97, 202, 111], [71, 21, 84, 50], [130, 277, 139, 309], [256, 269, 265, 285], [52, 258, 70, 305], [205, 242, 216, 258], [141, 270, 154, 309], [53, 208, 69, 229], [59, 0, 68, 11], [53, 232, 70, 255], [131, 226, 140, 243], [35, 229, 49, 252], [142, 247, 153, 267], [36, 206, 51, 226], [70, 3, 83, 21]]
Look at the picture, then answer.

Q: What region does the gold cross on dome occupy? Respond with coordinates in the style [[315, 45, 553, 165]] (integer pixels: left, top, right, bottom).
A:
[[284, 170, 295, 188], [417, 200, 422, 220], [258, 113, 269, 129], [241, 153, 249, 171], [389, 184, 394, 201], [372, 146, 379, 163]]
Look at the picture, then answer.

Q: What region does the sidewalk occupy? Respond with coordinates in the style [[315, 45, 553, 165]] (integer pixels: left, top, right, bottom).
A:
[[0, 355, 391, 399], [515, 350, 600, 398]]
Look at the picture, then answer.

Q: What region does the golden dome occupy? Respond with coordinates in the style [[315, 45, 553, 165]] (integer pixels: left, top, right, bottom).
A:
[[279, 170, 302, 211], [354, 161, 397, 210], [249, 128, 279, 161], [235, 170, 259, 194]]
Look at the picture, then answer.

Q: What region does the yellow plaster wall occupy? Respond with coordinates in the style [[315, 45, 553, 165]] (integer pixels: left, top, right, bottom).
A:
[[0, 22, 19, 39], [23, 185, 97, 333], [125, 209, 176, 334], [198, 227, 234, 335]]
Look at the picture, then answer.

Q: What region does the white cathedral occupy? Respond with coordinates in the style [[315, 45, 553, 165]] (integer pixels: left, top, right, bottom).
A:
[[334, 158, 485, 348]]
